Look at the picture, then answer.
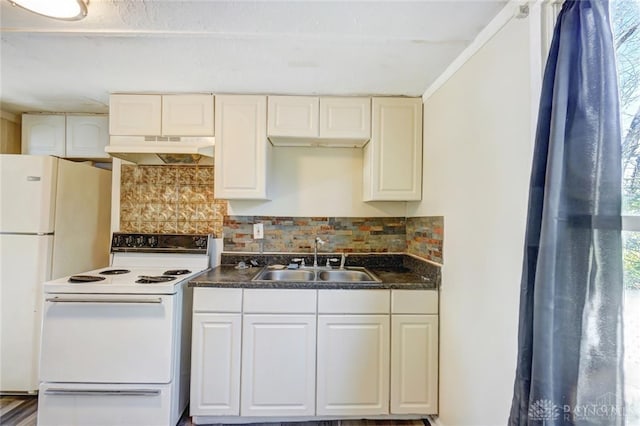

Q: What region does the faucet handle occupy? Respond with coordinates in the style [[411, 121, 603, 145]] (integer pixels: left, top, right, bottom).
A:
[[292, 257, 306, 267], [326, 258, 340, 268]]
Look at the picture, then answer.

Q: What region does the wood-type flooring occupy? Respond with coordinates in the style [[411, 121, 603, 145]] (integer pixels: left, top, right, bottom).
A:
[[1, 396, 431, 426]]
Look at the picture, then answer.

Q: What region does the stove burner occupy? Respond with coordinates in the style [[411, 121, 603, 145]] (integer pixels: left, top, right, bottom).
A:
[[68, 275, 106, 283], [135, 275, 177, 284], [163, 269, 192, 276], [99, 269, 131, 275]]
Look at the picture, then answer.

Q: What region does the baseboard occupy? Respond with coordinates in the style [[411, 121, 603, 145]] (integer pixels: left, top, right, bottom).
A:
[[427, 415, 446, 426]]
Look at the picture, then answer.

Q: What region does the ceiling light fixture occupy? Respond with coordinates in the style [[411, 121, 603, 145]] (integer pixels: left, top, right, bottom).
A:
[[8, 0, 88, 21]]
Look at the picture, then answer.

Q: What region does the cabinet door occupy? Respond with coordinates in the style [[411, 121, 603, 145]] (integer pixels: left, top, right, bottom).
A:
[[319, 97, 371, 140], [267, 96, 319, 138], [162, 94, 214, 136], [391, 315, 438, 415], [363, 97, 423, 201], [109, 94, 161, 135], [190, 313, 241, 416], [65, 115, 109, 158], [316, 315, 389, 416], [241, 314, 316, 416], [21, 114, 65, 156], [214, 95, 269, 199]]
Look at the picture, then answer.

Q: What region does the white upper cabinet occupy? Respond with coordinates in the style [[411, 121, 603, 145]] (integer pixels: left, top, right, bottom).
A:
[[268, 96, 319, 138], [22, 114, 66, 156], [162, 94, 214, 136], [267, 96, 371, 146], [65, 115, 109, 158], [319, 97, 371, 140], [109, 94, 162, 135], [214, 95, 269, 200], [22, 114, 109, 159], [363, 97, 423, 201], [109, 94, 214, 136]]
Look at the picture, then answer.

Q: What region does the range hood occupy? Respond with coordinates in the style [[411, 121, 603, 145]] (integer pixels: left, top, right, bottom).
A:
[[105, 136, 214, 165]]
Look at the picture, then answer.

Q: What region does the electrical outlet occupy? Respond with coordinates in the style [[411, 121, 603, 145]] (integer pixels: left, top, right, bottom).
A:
[[253, 223, 264, 239]]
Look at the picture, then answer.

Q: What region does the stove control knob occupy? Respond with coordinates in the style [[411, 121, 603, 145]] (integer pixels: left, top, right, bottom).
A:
[[112, 235, 125, 247], [124, 235, 135, 247], [194, 236, 207, 248], [135, 235, 146, 247], [148, 236, 158, 248]]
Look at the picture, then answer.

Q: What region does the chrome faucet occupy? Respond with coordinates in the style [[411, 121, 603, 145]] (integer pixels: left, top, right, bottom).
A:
[[339, 253, 347, 269], [313, 236, 325, 268]]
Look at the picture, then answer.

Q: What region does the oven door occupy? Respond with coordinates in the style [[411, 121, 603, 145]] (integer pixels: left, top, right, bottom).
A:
[[40, 293, 177, 384]]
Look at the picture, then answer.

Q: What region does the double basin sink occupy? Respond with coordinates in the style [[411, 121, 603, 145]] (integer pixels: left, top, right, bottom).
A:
[[252, 267, 381, 283]]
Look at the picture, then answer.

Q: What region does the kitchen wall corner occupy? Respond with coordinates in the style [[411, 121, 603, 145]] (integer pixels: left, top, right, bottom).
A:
[[0, 111, 21, 154], [406, 216, 444, 263]]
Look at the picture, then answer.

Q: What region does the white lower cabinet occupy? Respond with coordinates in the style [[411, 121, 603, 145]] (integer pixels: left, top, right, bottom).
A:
[[241, 314, 316, 416], [390, 315, 439, 414], [190, 313, 241, 416], [316, 315, 390, 416], [191, 287, 438, 423]]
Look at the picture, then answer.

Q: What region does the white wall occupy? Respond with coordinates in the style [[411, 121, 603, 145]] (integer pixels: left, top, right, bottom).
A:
[[226, 146, 407, 217], [407, 9, 540, 426]]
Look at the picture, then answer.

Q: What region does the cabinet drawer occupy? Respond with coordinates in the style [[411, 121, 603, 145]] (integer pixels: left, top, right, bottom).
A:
[[243, 289, 316, 314], [193, 288, 242, 312], [318, 290, 389, 314], [391, 290, 438, 314]]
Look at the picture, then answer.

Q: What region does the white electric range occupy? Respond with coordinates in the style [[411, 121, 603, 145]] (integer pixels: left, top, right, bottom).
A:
[[37, 233, 222, 426]]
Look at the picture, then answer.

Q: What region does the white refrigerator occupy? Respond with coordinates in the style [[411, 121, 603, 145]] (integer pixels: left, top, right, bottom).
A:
[[0, 155, 112, 393]]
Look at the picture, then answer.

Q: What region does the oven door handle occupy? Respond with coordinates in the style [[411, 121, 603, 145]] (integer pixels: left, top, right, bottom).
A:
[[44, 388, 161, 397], [45, 296, 163, 304]]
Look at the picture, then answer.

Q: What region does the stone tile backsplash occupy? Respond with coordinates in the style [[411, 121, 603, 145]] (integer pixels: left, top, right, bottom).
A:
[[224, 216, 444, 262], [118, 166, 443, 263], [406, 216, 444, 263], [120, 165, 226, 236], [224, 216, 408, 253]]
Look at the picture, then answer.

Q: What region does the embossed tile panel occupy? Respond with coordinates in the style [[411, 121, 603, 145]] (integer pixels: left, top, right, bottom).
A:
[[120, 165, 225, 236]]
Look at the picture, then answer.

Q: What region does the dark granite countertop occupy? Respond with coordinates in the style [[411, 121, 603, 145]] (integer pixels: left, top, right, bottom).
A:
[[190, 253, 440, 290]]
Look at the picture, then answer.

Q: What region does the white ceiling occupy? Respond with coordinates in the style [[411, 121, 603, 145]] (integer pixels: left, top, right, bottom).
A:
[[0, 0, 507, 115]]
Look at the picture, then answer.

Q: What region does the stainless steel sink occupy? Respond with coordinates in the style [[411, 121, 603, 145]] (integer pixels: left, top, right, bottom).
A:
[[317, 268, 380, 282], [252, 267, 380, 283], [252, 269, 316, 281], [252, 267, 380, 282]]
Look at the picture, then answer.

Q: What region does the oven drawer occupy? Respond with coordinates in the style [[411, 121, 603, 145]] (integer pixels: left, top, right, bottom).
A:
[[37, 382, 173, 426], [40, 293, 177, 383]]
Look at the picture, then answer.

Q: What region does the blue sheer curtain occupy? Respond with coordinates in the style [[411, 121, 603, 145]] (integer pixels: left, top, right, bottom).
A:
[[509, 1, 625, 425]]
